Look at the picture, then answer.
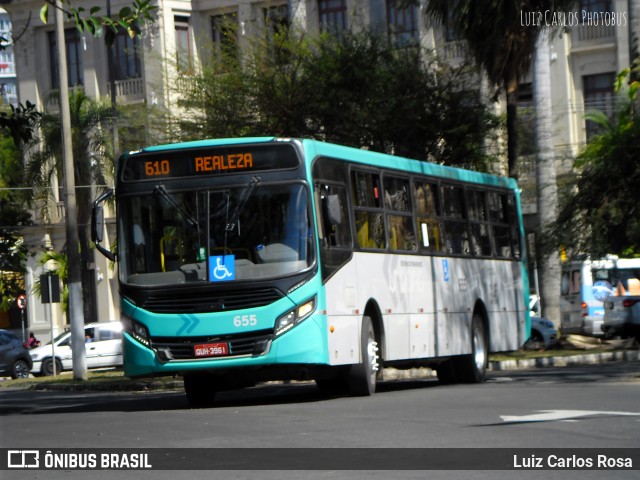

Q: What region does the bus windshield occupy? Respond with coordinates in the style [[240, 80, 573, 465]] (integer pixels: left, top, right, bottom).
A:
[[118, 182, 314, 286]]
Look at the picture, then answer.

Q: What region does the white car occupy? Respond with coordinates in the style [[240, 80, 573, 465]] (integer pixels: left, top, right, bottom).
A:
[[30, 322, 123, 376]]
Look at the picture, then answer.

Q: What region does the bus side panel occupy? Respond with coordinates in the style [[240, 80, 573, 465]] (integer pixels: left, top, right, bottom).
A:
[[433, 257, 472, 356], [354, 252, 435, 362], [434, 257, 523, 356], [323, 259, 361, 366]]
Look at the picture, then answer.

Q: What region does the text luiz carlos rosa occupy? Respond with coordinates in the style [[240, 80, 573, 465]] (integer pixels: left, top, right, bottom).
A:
[[514, 454, 633, 469]]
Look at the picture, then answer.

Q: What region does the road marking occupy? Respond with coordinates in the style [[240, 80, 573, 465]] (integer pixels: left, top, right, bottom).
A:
[[501, 410, 640, 423]]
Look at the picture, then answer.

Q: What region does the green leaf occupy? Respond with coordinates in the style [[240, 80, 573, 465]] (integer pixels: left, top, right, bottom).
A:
[[90, 6, 101, 15], [119, 7, 132, 19], [104, 28, 116, 47], [39, 3, 48, 24]]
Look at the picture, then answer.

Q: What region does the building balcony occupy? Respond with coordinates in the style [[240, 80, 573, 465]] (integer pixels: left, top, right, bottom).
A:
[[442, 40, 467, 61], [44, 86, 85, 111], [0, 61, 15, 76], [107, 77, 145, 104], [570, 23, 616, 50]]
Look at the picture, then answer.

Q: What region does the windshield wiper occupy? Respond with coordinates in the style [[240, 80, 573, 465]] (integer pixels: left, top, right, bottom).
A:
[[154, 184, 199, 227], [226, 176, 260, 232]]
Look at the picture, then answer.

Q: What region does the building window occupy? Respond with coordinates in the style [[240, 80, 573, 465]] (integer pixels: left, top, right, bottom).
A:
[[386, 0, 418, 47], [211, 13, 238, 61], [114, 28, 142, 80], [264, 4, 289, 39], [48, 29, 84, 88], [318, 0, 347, 38], [264, 5, 290, 64], [175, 16, 192, 72], [583, 72, 615, 140]]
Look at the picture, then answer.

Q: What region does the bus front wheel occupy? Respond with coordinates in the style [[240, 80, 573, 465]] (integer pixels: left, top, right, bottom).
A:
[[347, 316, 379, 396]]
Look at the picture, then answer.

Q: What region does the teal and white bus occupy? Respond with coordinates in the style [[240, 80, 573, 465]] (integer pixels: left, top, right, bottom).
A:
[[92, 137, 529, 406]]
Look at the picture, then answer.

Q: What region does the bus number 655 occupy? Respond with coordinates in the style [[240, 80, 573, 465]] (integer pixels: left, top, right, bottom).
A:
[[234, 315, 257, 327]]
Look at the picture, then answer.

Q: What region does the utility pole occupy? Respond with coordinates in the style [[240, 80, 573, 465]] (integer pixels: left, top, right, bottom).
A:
[[54, 0, 87, 380]]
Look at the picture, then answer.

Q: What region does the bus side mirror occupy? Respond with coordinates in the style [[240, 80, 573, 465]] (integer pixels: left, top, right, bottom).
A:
[[323, 194, 342, 227], [92, 189, 115, 261]]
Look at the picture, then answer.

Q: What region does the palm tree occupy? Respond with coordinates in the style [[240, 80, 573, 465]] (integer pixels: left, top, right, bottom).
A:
[[425, 0, 574, 178], [533, 31, 560, 325], [631, 0, 640, 76], [25, 89, 113, 325]]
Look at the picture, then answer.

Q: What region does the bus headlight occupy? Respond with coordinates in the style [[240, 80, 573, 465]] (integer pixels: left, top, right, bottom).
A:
[[275, 296, 316, 337], [122, 316, 150, 346]]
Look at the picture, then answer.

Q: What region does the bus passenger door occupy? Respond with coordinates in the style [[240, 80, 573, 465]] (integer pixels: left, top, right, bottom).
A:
[[560, 265, 583, 334]]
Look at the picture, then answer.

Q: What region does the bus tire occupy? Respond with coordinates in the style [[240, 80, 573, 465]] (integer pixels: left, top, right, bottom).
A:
[[347, 316, 379, 396], [184, 373, 217, 408], [454, 314, 488, 383]]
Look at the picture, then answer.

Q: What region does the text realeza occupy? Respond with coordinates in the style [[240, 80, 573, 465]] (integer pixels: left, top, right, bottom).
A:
[[195, 153, 254, 172]]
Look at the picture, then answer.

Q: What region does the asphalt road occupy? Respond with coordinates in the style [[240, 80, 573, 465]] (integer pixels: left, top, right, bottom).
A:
[[1, 361, 639, 480]]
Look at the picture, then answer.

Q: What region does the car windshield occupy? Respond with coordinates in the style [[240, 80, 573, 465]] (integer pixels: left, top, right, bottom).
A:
[[118, 182, 314, 286]]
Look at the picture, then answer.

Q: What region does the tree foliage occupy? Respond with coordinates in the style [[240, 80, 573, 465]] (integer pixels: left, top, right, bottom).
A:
[[176, 29, 500, 171], [0, 128, 30, 311], [550, 67, 640, 258]]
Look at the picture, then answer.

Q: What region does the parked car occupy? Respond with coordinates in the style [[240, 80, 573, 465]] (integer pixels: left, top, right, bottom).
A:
[[29, 321, 123, 376], [603, 295, 640, 340], [525, 295, 558, 350], [0, 329, 33, 379], [524, 316, 558, 350]]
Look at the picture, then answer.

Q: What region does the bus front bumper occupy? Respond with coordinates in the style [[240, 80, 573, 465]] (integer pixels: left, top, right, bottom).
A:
[[123, 315, 329, 378]]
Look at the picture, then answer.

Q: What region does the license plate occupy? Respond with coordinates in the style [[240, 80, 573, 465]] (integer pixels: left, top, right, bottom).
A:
[[194, 342, 229, 358]]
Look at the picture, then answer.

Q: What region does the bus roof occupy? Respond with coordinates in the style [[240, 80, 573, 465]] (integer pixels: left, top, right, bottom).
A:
[[130, 137, 518, 190]]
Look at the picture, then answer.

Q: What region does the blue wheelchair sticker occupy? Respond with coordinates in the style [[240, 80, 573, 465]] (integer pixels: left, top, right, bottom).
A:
[[209, 255, 236, 282], [442, 259, 450, 282]]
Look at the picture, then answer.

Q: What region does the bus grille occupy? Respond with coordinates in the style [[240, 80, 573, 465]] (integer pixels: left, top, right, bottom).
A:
[[151, 331, 273, 360], [140, 288, 284, 314]]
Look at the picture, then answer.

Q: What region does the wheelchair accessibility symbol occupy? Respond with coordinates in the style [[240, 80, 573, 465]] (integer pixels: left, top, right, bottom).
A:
[[209, 255, 236, 282]]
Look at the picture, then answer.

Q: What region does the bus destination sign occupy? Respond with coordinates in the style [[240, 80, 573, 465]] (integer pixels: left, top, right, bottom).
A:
[[121, 144, 299, 181]]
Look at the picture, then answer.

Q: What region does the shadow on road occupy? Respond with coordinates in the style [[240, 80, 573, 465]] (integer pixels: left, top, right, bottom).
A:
[[0, 377, 440, 415]]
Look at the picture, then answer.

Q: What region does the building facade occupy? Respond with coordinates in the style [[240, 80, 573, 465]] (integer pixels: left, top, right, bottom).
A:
[[0, 7, 17, 106], [2, 0, 633, 341]]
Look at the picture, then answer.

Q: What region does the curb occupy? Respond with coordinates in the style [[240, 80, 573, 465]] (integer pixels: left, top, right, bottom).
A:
[[488, 349, 640, 371]]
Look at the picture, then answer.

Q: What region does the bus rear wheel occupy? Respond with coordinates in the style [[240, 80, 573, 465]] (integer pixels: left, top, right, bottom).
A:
[[454, 314, 488, 383], [184, 373, 217, 408], [347, 316, 379, 396]]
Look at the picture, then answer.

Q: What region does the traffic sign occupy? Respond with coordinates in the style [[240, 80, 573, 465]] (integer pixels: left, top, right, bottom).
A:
[[16, 294, 27, 310]]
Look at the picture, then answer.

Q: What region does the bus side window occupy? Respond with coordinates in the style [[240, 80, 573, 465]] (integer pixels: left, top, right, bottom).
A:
[[441, 184, 469, 255], [316, 184, 351, 248], [561, 271, 571, 295], [352, 171, 385, 249], [570, 269, 581, 294], [384, 176, 415, 252], [413, 180, 442, 251]]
